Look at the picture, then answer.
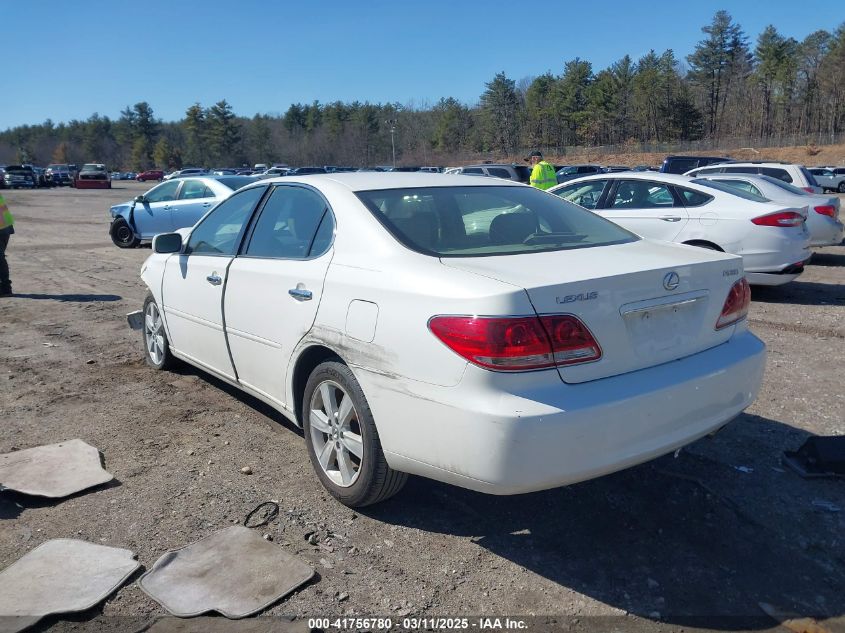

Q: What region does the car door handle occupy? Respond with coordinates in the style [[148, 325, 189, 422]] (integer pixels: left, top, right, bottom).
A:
[[206, 273, 222, 286], [288, 288, 312, 301], [202, 202, 212, 207], [660, 216, 682, 222]]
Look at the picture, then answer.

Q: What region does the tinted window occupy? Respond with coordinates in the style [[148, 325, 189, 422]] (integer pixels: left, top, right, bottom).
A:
[[186, 186, 266, 256], [463, 167, 484, 174], [724, 166, 760, 175], [487, 167, 512, 179], [245, 186, 330, 259], [677, 188, 712, 206], [610, 180, 675, 209], [178, 180, 213, 200], [760, 167, 792, 183], [577, 166, 599, 174], [218, 176, 258, 191], [145, 180, 181, 203], [663, 158, 697, 174], [553, 180, 607, 209], [718, 180, 763, 197], [691, 179, 769, 202], [356, 186, 637, 257]]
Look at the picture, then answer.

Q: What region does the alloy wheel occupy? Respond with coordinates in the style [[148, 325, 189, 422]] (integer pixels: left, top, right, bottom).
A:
[[144, 302, 165, 365], [308, 380, 363, 488]]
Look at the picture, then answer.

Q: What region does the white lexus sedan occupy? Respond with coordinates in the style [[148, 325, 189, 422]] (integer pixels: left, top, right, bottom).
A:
[[550, 172, 811, 285], [134, 173, 766, 507]]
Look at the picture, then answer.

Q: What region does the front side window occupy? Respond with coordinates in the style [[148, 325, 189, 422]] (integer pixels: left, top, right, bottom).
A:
[[356, 185, 637, 257], [244, 186, 332, 259], [186, 186, 267, 256], [144, 180, 180, 203], [553, 180, 607, 209], [610, 180, 675, 209]]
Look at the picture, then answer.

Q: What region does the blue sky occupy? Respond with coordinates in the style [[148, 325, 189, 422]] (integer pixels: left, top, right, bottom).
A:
[[2, 1, 839, 130]]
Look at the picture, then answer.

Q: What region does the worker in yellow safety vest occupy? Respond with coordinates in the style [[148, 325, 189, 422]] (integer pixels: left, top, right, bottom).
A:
[[0, 192, 14, 296], [527, 150, 557, 190]]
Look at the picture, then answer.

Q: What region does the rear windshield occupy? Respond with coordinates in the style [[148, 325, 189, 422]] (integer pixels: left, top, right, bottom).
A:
[[218, 176, 257, 191], [692, 179, 769, 202], [759, 175, 810, 196], [356, 185, 638, 257]]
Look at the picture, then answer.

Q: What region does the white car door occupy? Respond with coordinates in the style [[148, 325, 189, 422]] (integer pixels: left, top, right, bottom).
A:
[[224, 184, 335, 405], [160, 185, 268, 379], [600, 179, 689, 241]]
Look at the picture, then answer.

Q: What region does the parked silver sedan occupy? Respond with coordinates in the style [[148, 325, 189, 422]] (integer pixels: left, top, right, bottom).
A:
[[108, 176, 257, 248], [693, 173, 844, 247]]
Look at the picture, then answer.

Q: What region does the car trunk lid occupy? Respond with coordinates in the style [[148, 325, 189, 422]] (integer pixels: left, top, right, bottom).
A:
[[441, 239, 742, 383]]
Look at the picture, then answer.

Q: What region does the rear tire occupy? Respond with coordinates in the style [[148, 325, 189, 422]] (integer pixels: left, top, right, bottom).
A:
[[302, 361, 407, 507], [838, 182, 845, 193], [110, 218, 140, 248]]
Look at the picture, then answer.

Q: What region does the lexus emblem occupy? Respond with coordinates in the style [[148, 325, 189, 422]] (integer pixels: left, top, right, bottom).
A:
[[663, 271, 680, 291]]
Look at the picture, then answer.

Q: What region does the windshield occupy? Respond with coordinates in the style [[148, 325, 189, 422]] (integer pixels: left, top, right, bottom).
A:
[[356, 186, 638, 257], [692, 179, 770, 203]]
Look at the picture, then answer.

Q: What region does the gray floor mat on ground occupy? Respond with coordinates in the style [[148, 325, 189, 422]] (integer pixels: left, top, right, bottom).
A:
[[139, 526, 315, 619], [0, 439, 114, 498], [0, 539, 140, 633]]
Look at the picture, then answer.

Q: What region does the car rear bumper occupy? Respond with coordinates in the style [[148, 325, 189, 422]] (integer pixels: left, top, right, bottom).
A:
[[369, 330, 766, 495], [808, 216, 844, 247]]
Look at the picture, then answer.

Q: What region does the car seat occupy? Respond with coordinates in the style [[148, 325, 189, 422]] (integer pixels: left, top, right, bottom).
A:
[[488, 212, 537, 245]]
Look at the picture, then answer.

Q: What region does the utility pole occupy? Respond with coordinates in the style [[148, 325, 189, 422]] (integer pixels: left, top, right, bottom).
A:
[[386, 119, 397, 168]]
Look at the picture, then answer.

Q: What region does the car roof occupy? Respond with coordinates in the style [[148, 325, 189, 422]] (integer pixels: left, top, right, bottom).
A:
[[254, 172, 525, 192], [555, 171, 695, 185]]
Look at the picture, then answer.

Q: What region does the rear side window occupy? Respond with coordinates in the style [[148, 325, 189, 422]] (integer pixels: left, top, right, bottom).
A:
[[677, 187, 713, 207], [356, 185, 637, 257], [487, 167, 512, 179], [463, 167, 484, 174], [664, 158, 697, 174], [760, 167, 792, 183], [692, 179, 769, 202], [724, 166, 760, 175], [610, 180, 676, 209], [717, 180, 762, 197]]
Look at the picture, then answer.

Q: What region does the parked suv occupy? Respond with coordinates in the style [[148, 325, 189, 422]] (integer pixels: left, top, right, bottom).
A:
[[453, 163, 532, 184], [685, 162, 822, 194], [807, 168, 845, 193], [660, 155, 731, 174]]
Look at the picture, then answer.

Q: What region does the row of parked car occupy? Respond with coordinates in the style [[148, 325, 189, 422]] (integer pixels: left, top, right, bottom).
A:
[[0, 163, 113, 189], [108, 157, 843, 292]]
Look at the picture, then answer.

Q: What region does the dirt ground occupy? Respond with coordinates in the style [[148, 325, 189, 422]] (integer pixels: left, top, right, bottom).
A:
[[0, 182, 843, 633]]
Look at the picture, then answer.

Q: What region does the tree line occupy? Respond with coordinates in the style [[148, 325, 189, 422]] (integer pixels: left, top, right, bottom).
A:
[[2, 12, 844, 169]]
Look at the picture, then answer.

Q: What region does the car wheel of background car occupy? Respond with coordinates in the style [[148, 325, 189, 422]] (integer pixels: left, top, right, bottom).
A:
[[303, 361, 407, 507], [839, 182, 845, 193], [110, 218, 140, 249], [143, 293, 173, 370]]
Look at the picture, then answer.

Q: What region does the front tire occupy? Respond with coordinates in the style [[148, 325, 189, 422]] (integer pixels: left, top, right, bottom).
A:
[[143, 294, 173, 370], [110, 218, 140, 248], [303, 361, 406, 507]]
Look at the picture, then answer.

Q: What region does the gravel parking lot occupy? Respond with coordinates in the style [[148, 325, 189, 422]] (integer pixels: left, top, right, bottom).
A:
[[0, 183, 843, 632]]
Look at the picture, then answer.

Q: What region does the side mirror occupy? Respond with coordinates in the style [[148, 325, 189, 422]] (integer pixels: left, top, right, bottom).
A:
[[134, 195, 146, 203], [152, 232, 183, 254]]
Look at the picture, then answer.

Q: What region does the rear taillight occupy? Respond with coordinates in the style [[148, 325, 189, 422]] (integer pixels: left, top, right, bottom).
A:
[[814, 205, 836, 218], [751, 211, 804, 227], [716, 278, 751, 330], [428, 315, 601, 371], [801, 187, 815, 193]]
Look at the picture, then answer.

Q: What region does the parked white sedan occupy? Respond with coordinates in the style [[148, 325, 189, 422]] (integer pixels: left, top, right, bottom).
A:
[[550, 172, 811, 286], [689, 173, 844, 247], [135, 173, 766, 506]]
